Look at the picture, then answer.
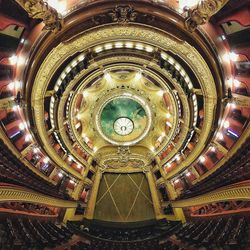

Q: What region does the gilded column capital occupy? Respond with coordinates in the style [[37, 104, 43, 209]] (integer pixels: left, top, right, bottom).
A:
[[15, 0, 62, 32], [184, 0, 229, 32]]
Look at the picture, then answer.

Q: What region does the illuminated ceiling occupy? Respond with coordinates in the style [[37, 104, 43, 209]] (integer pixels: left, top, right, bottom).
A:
[[0, 0, 249, 207]]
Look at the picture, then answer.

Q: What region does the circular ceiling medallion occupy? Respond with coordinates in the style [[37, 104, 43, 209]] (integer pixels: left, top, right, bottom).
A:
[[97, 94, 152, 146], [114, 117, 134, 136]]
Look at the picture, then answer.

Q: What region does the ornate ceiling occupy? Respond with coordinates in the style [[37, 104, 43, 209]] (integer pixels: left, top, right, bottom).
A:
[[0, 0, 249, 218]]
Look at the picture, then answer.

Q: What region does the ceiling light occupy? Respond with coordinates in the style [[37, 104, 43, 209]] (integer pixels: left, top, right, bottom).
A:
[[166, 121, 172, 127], [25, 134, 32, 142], [83, 91, 88, 98], [166, 113, 171, 119], [58, 172, 63, 178], [229, 52, 238, 62], [134, 71, 142, 81], [186, 172, 191, 177], [17, 56, 25, 65], [115, 42, 123, 48], [157, 90, 164, 96], [94, 46, 103, 53], [8, 82, 15, 90], [43, 157, 49, 164], [223, 120, 230, 129], [145, 45, 154, 53], [125, 42, 133, 48], [77, 164, 81, 169], [33, 148, 39, 154], [221, 35, 226, 41], [46, 0, 67, 14], [179, 0, 199, 9], [210, 146, 216, 152], [217, 132, 223, 140], [234, 79, 240, 87], [12, 105, 19, 111], [135, 43, 144, 50], [230, 103, 236, 109], [104, 43, 113, 50], [9, 55, 18, 65], [200, 156, 205, 163], [19, 123, 26, 130], [104, 72, 112, 81]]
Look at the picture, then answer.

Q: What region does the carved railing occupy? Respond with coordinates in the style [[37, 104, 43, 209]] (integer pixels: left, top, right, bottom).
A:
[[0, 184, 79, 208], [171, 181, 250, 208], [15, 0, 62, 32], [184, 0, 229, 32]]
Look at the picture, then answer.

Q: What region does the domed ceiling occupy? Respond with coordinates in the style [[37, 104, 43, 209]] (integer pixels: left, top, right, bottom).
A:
[[26, 1, 221, 177], [0, 0, 249, 221]]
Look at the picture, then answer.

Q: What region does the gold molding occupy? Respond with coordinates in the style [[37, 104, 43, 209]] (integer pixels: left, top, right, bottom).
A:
[[31, 24, 217, 180], [171, 182, 250, 208], [184, 0, 230, 32], [0, 185, 79, 208], [15, 0, 62, 32]]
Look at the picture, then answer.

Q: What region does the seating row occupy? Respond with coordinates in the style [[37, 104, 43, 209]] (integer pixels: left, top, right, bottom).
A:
[[0, 138, 70, 200], [180, 138, 250, 199]]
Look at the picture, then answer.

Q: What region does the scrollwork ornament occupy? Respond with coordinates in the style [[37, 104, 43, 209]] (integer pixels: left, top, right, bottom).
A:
[[15, 0, 62, 32], [110, 5, 137, 24], [184, 0, 229, 32]]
